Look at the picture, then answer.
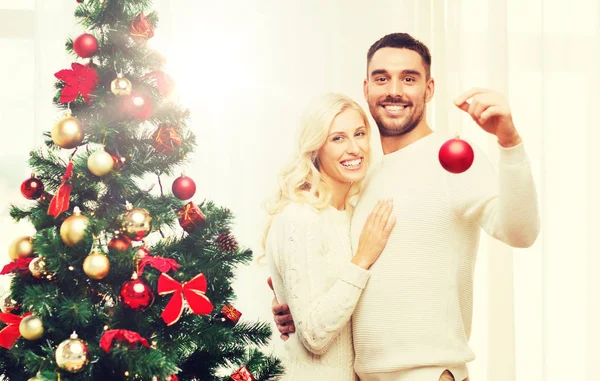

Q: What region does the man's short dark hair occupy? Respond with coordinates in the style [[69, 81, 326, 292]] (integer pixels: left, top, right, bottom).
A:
[[367, 33, 432, 78]]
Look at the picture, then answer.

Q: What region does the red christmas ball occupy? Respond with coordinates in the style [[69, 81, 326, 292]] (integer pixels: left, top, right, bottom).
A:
[[120, 92, 152, 120], [20, 176, 45, 200], [439, 138, 474, 174], [108, 234, 132, 252], [120, 277, 154, 311], [73, 33, 98, 58], [172, 175, 196, 200]]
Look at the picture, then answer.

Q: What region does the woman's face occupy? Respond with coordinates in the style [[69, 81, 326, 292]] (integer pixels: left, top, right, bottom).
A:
[[317, 108, 370, 187]]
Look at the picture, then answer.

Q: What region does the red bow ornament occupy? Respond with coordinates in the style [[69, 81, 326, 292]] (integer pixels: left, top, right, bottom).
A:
[[157, 273, 213, 326], [0, 312, 32, 349], [100, 329, 150, 353]]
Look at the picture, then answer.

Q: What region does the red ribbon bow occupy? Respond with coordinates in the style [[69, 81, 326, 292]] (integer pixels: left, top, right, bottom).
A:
[[0, 257, 34, 275], [0, 312, 32, 349], [100, 329, 150, 353], [157, 273, 213, 326], [48, 162, 74, 218]]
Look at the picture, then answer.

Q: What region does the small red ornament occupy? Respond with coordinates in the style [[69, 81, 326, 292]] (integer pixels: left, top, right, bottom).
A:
[[229, 366, 256, 381], [172, 175, 196, 200], [130, 13, 155, 42], [47, 162, 74, 219], [120, 274, 154, 311], [142, 70, 175, 97], [214, 304, 242, 327], [438, 137, 474, 174], [76, 0, 84, 2], [177, 202, 206, 233], [20, 176, 45, 200], [120, 92, 152, 120], [108, 234, 132, 252], [152, 124, 182, 155], [73, 33, 98, 58]]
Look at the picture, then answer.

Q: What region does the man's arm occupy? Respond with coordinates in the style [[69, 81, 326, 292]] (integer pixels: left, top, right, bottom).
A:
[[267, 277, 295, 341]]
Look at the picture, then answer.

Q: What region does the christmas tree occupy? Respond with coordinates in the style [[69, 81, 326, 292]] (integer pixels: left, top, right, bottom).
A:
[[0, 1, 282, 380]]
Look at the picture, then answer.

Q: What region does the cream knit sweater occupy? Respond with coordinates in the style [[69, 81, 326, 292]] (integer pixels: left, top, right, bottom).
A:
[[266, 203, 371, 381], [350, 132, 540, 381]]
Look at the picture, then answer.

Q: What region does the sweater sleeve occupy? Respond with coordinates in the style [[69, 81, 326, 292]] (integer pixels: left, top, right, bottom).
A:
[[446, 141, 541, 248], [270, 204, 370, 355]]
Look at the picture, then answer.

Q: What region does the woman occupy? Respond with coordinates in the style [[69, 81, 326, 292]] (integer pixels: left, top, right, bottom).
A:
[[262, 93, 396, 380]]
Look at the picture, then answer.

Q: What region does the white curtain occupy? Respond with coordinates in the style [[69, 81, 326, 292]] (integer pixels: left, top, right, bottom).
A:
[[0, 1, 598, 380]]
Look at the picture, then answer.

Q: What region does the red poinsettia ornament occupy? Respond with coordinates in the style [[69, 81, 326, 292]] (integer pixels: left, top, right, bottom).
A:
[[54, 63, 99, 104]]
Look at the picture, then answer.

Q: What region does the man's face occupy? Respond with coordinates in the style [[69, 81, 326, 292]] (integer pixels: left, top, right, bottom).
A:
[[363, 48, 434, 137]]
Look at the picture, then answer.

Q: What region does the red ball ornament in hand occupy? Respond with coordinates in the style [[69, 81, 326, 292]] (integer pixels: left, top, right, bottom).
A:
[[21, 176, 45, 200], [172, 175, 196, 200], [120, 274, 154, 311], [439, 137, 474, 174], [73, 33, 98, 58]]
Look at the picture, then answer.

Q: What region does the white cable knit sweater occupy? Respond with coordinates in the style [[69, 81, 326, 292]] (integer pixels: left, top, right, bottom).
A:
[[266, 203, 370, 381], [350, 132, 540, 381]]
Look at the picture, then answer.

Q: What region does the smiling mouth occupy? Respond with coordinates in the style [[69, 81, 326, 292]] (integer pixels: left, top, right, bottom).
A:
[[381, 104, 409, 115], [340, 158, 363, 170]]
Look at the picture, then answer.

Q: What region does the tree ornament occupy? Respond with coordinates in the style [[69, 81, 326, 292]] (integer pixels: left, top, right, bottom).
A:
[[213, 304, 242, 327], [120, 273, 155, 311], [51, 112, 84, 149], [87, 149, 114, 176], [216, 231, 238, 253], [19, 315, 44, 340], [121, 204, 152, 241], [8, 236, 34, 262], [27, 373, 42, 381], [120, 92, 152, 120], [142, 70, 175, 97], [55, 332, 90, 373], [439, 136, 474, 174], [60, 207, 89, 247], [130, 13, 154, 42], [108, 233, 132, 252], [229, 366, 256, 381], [177, 202, 206, 233], [0, 292, 18, 313], [110, 73, 132, 96], [20, 175, 45, 200], [28, 257, 47, 278], [83, 252, 110, 280], [73, 33, 98, 58], [48, 161, 75, 218], [54, 63, 99, 104], [152, 124, 182, 154], [172, 174, 196, 200], [158, 273, 213, 326]]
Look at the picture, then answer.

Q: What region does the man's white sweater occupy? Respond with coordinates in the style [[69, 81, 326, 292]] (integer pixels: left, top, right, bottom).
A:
[[350, 132, 540, 380]]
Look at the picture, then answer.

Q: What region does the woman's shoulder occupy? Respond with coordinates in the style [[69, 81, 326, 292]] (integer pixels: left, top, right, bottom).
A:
[[274, 202, 321, 225]]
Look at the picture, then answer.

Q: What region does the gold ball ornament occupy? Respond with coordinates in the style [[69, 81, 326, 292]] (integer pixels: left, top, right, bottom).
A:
[[19, 315, 44, 340], [121, 206, 153, 241], [0, 292, 18, 313], [8, 236, 34, 261], [55, 332, 90, 373], [111, 74, 132, 96], [87, 149, 114, 176], [28, 257, 47, 278], [27, 373, 42, 381], [83, 252, 110, 280], [60, 207, 89, 247], [51, 113, 84, 149]]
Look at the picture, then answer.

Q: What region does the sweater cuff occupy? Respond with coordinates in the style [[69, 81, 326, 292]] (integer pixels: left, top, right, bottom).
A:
[[338, 262, 371, 289], [497, 140, 527, 166]]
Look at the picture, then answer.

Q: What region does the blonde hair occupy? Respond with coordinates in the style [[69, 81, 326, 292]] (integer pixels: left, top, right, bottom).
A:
[[257, 93, 372, 263]]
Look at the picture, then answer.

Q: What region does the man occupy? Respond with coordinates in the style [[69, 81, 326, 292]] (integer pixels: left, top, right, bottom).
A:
[[269, 33, 540, 381]]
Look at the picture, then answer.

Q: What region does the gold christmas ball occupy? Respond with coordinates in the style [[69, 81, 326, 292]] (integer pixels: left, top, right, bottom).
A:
[[51, 114, 84, 149], [28, 377, 42, 381], [83, 252, 110, 280], [60, 207, 89, 247], [55, 333, 89, 373], [0, 292, 18, 313], [121, 207, 152, 241], [19, 315, 44, 340], [87, 150, 114, 176], [28, 257, 47, 278], [111, 75, 132, 96], [8, 236, 34, 261]]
